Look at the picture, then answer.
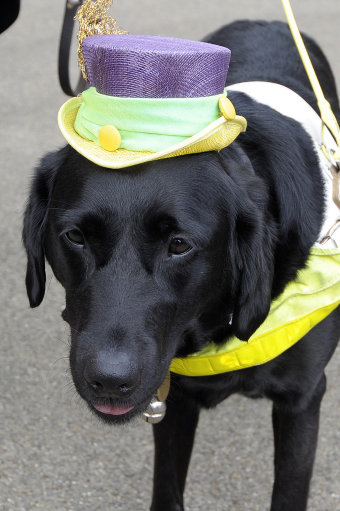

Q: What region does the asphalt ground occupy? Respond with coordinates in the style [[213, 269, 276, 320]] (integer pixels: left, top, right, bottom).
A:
[[1, 1, 339, 510]]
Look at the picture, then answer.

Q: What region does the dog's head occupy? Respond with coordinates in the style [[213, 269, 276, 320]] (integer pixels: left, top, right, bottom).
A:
[[23, 145, 276, 423]]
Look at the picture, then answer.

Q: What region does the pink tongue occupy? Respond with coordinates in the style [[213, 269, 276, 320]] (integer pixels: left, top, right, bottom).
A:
[[94, 404, 134, 415]]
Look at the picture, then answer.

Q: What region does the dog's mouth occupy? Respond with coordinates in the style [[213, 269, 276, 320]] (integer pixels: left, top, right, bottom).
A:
[[88, 396, 153, 424], [92, 403, 135, 416], [76, 367, 172, 424]]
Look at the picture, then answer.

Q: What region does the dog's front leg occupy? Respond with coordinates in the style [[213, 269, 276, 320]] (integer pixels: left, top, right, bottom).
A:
[[270, 374, 326, 511], [150, 393, 200, 511]]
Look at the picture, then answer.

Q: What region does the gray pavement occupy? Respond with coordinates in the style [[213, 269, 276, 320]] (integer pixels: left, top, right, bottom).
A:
[[1, 1, 339, 510]]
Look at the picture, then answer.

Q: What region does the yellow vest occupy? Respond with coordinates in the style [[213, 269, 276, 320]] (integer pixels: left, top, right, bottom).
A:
[[170, 247, 340, 376]]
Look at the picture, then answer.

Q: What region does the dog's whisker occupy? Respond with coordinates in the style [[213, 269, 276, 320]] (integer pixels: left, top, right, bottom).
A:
[[52, 355, 69, 367], [55, 335, 71, 348], [62, 379, 74, 392], [47, 207, 70, 212], [42, 273, 54, 295]]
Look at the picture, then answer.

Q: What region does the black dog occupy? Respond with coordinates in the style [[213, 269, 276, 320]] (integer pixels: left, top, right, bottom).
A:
[[23, 21, 340, 511]]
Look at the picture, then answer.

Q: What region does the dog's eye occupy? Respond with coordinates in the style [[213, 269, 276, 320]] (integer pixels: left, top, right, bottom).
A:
[[65, 229, 84, 246], [168, 237, 192, 255]]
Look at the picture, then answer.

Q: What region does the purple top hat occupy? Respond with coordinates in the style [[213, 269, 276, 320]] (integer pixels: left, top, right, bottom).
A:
[[81, 34, 231, 98]]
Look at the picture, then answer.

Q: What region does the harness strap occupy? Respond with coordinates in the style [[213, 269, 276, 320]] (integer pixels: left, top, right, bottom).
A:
[[282, 0, 340, 165]]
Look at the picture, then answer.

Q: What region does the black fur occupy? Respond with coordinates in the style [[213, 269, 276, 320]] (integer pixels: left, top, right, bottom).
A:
[[23, 21, 340, 511]]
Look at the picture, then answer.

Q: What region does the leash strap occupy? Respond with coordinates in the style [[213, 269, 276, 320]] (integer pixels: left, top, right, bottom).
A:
[[58, 0, 87, 96], [281, 0, 340, 166]]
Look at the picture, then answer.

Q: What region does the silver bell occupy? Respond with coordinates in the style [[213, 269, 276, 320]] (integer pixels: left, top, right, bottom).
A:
[[142, 396, 166, 424]]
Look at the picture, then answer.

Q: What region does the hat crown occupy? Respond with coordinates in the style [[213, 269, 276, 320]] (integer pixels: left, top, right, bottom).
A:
[[82, 34, 231, 98]]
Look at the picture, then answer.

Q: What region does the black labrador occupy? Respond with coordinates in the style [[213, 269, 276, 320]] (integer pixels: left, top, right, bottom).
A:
[[23, 21, 340, 511]]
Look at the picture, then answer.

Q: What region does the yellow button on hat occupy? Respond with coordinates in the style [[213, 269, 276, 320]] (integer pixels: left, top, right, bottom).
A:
[[219, 96, 236, 121], [98, 125, 122, 152]]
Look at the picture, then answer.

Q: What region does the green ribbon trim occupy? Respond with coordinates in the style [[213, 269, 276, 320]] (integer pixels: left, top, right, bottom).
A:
[[74, 87, 227, 152]]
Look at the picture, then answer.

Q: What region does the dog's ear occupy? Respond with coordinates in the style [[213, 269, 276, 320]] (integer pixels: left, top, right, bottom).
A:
[[231, 191, 276, 341], [23, 148, 66, 307], [232, 206, 275, 340], [217, 150, 277, 341]]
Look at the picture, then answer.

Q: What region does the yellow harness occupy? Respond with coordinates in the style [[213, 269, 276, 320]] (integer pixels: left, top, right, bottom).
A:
[[170, 248, 340, 377]]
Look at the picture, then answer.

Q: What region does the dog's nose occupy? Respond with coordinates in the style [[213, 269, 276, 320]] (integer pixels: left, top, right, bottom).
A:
[[83, 352, 139, 399]]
